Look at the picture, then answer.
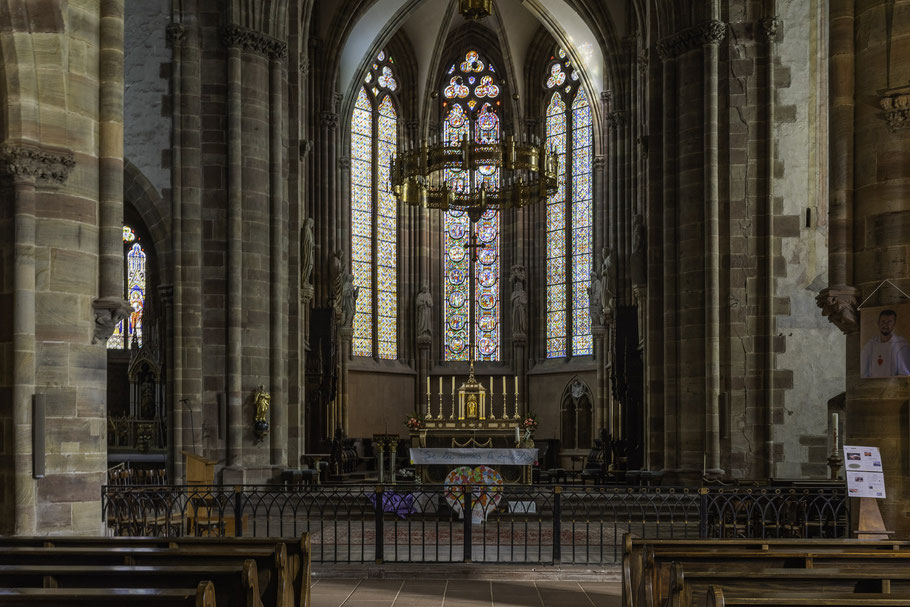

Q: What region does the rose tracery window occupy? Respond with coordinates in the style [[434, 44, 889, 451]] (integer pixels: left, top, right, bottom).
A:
[[545, 48, 593, 358], [351, 50, 399, 359]]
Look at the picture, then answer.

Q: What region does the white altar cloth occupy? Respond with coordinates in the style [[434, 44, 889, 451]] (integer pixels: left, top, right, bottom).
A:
[[409, 448, 537, 466]]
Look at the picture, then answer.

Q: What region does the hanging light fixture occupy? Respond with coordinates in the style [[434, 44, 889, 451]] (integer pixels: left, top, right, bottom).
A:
[[391, 0, 558, 220]]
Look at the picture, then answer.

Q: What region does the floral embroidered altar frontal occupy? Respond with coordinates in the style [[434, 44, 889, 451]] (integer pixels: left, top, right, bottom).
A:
[[409, 448, 537, 466]]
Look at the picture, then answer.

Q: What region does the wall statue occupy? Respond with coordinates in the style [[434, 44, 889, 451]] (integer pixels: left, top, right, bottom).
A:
[[341, 272, 359, 328], [510, 264, 528, 338], [587, 270, 604, 326], [301, 216, 315, 288], [332, 249, 345, 320], [416, 281, 432, 338], [600, 246, 617, 319]]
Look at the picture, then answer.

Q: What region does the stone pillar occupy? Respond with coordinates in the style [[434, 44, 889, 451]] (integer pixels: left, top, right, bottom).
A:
[[157, 284, 176, 482], [656, 41, 679, 473], [166, 22, 186, 483], [513, 335, 527, 419], [817, 0, 860, 332], [97, 0, 126, 309], [592, 324, 607, 433], [702, 17, 725, 478], [223, 26, 244, 468], [844, 0, 910, 534], [269, 43, 289, 469]]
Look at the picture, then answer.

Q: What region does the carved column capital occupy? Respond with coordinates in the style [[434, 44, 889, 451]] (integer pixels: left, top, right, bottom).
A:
[[607, 110, 626, 130], [222, 23, 287, 59], [700, 20, 727, 46], [299, 139, 313, 157], [593, 155, 606, 170], [816, 285, 861, 334], [320, 111, 338, 130], [166, 23, 187, 46], [657, 20, 726, 58], [880, 89, 910, 132], [299, 53, 309, 77], [338, 156, 350, 172], [0, 143, 75, 186], [759, 16, 781, 43]]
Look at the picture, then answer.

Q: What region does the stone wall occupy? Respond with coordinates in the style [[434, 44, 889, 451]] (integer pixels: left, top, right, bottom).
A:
[[0, 0, 120, 534], [124, 0, 170, 197]]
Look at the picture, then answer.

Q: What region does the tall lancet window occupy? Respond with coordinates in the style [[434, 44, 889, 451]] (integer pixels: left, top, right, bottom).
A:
[[442, 50, 502, 362], [351, 50, 399, 359], [545, 49, 593, 358], [107, 225, 147, 349]]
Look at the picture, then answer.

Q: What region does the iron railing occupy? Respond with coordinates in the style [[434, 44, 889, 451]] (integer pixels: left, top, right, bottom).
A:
[[101, 483, 849, 565]]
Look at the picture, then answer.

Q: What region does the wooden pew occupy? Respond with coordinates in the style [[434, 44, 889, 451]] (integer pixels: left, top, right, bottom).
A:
[[669, 562, 910, 607], [623, 536, 910, 607], [0, 535, 310, 607], [0, 545, 287, 607], [0, 562, 259, 607], [0, 580, 216, 606], [706, 586, 910, 606]]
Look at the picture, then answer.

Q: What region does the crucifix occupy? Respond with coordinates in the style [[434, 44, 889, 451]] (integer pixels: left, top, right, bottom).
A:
[[462, 231, 485, 263]]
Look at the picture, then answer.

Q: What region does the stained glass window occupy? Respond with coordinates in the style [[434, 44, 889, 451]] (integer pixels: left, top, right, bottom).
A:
[[351, 50, 399, 359], [443, 50, 501, 362], [107, 225, 146, 350], [545, 49, 593, 358]]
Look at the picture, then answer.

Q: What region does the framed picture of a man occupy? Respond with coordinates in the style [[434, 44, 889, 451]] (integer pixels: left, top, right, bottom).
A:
[[860, 304, 910, 378]]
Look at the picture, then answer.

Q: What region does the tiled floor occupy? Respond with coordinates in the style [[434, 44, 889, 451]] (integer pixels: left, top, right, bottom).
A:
[[310, 578, 622, 607]]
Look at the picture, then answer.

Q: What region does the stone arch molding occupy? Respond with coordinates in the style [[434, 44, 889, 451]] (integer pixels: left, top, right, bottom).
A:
[[337, 0, 613, 132], [124, 159, 170, 283]]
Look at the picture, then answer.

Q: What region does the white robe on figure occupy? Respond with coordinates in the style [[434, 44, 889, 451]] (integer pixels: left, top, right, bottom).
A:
[[861, 334, 910, 378]]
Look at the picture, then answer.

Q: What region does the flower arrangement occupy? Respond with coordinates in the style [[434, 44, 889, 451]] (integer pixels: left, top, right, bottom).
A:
[[405, 415, 422, 431], [521, 413, 538, 430]]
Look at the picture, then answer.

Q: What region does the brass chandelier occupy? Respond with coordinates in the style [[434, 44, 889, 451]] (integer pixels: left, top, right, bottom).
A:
[[390, 0, 559, 219]]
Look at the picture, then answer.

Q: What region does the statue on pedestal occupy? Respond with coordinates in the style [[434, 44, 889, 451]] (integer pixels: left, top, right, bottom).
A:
[[301, 217, 315, 288], [588, 270, 604, 326], [600, 246, 617, 319], [341, 272, 358, 327], [510, 264, 528, 338], [416, 281, 432, 339]]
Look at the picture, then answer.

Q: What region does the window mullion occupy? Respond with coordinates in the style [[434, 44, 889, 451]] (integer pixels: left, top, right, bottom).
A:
[[372, 104, 380, 358]]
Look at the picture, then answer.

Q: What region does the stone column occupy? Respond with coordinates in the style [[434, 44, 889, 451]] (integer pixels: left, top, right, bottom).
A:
[[816, 0, 860, 332], [166, 22, 186, 483], [702, 17, 725, 478], [656, 41, 679, 473], [223, 26, 244, 468], [269, 43, 289, 469], [97, 0, 126, 311], [845, 0, 910, 534], [157, 284, 176, 482], [592, 324, 607, 433], [339, 327, 352, 434]]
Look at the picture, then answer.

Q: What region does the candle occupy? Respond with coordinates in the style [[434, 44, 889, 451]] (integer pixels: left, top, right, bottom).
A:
[[514, 375, 518, 395], [490, 377, 494, 396], [832, 413, 839, 450], [502, 375, 506, 395], [439, 376, 442, 395], [427, 376, 430, 395], [515, 426, 520, 442]]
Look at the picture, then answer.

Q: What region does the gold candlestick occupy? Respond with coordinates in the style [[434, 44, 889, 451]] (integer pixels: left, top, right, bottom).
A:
[[451, 376, 456, 419], [502, 375, 508, 419], [488, 376, 495, 420], [437, 376, 443, 420], [514, 375, 520, 420]]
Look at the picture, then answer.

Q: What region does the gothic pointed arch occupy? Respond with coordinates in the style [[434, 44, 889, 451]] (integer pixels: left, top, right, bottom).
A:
[[560, 377, 594, 450]]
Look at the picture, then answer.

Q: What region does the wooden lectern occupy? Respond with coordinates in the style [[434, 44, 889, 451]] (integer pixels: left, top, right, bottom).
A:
[[182, 451, 217, 486]]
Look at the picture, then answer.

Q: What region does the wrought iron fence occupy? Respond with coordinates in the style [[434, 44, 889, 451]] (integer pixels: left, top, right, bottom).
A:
[[101, 483, 849, 565]]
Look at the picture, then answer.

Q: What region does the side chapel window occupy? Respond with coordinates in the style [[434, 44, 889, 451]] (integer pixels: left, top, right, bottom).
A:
[[442, 50, 502, 362], [545, 49, 593, 358], [351, 50, 399, 359], [107, 225, 147, 349]]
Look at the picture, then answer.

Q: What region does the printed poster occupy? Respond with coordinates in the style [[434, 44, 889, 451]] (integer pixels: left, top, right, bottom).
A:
[[843, 445, 886, 499]]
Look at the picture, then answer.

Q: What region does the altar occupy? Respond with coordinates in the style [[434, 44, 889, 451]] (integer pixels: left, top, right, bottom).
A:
[[411, 365, 535, 483]]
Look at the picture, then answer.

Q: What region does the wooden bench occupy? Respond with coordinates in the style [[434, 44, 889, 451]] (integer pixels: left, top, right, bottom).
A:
[[669, 562, 910, 607], [705, 587, 910, 607], [0, 580, 215, 606], [0, 562, 259, 607], [0, 546, 287, 607], [0, 536, 311, 607], [623, 536, 910, 607]]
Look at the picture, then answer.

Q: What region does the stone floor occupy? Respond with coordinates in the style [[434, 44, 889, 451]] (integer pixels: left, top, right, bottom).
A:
[[310, 578, 622, 606]]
